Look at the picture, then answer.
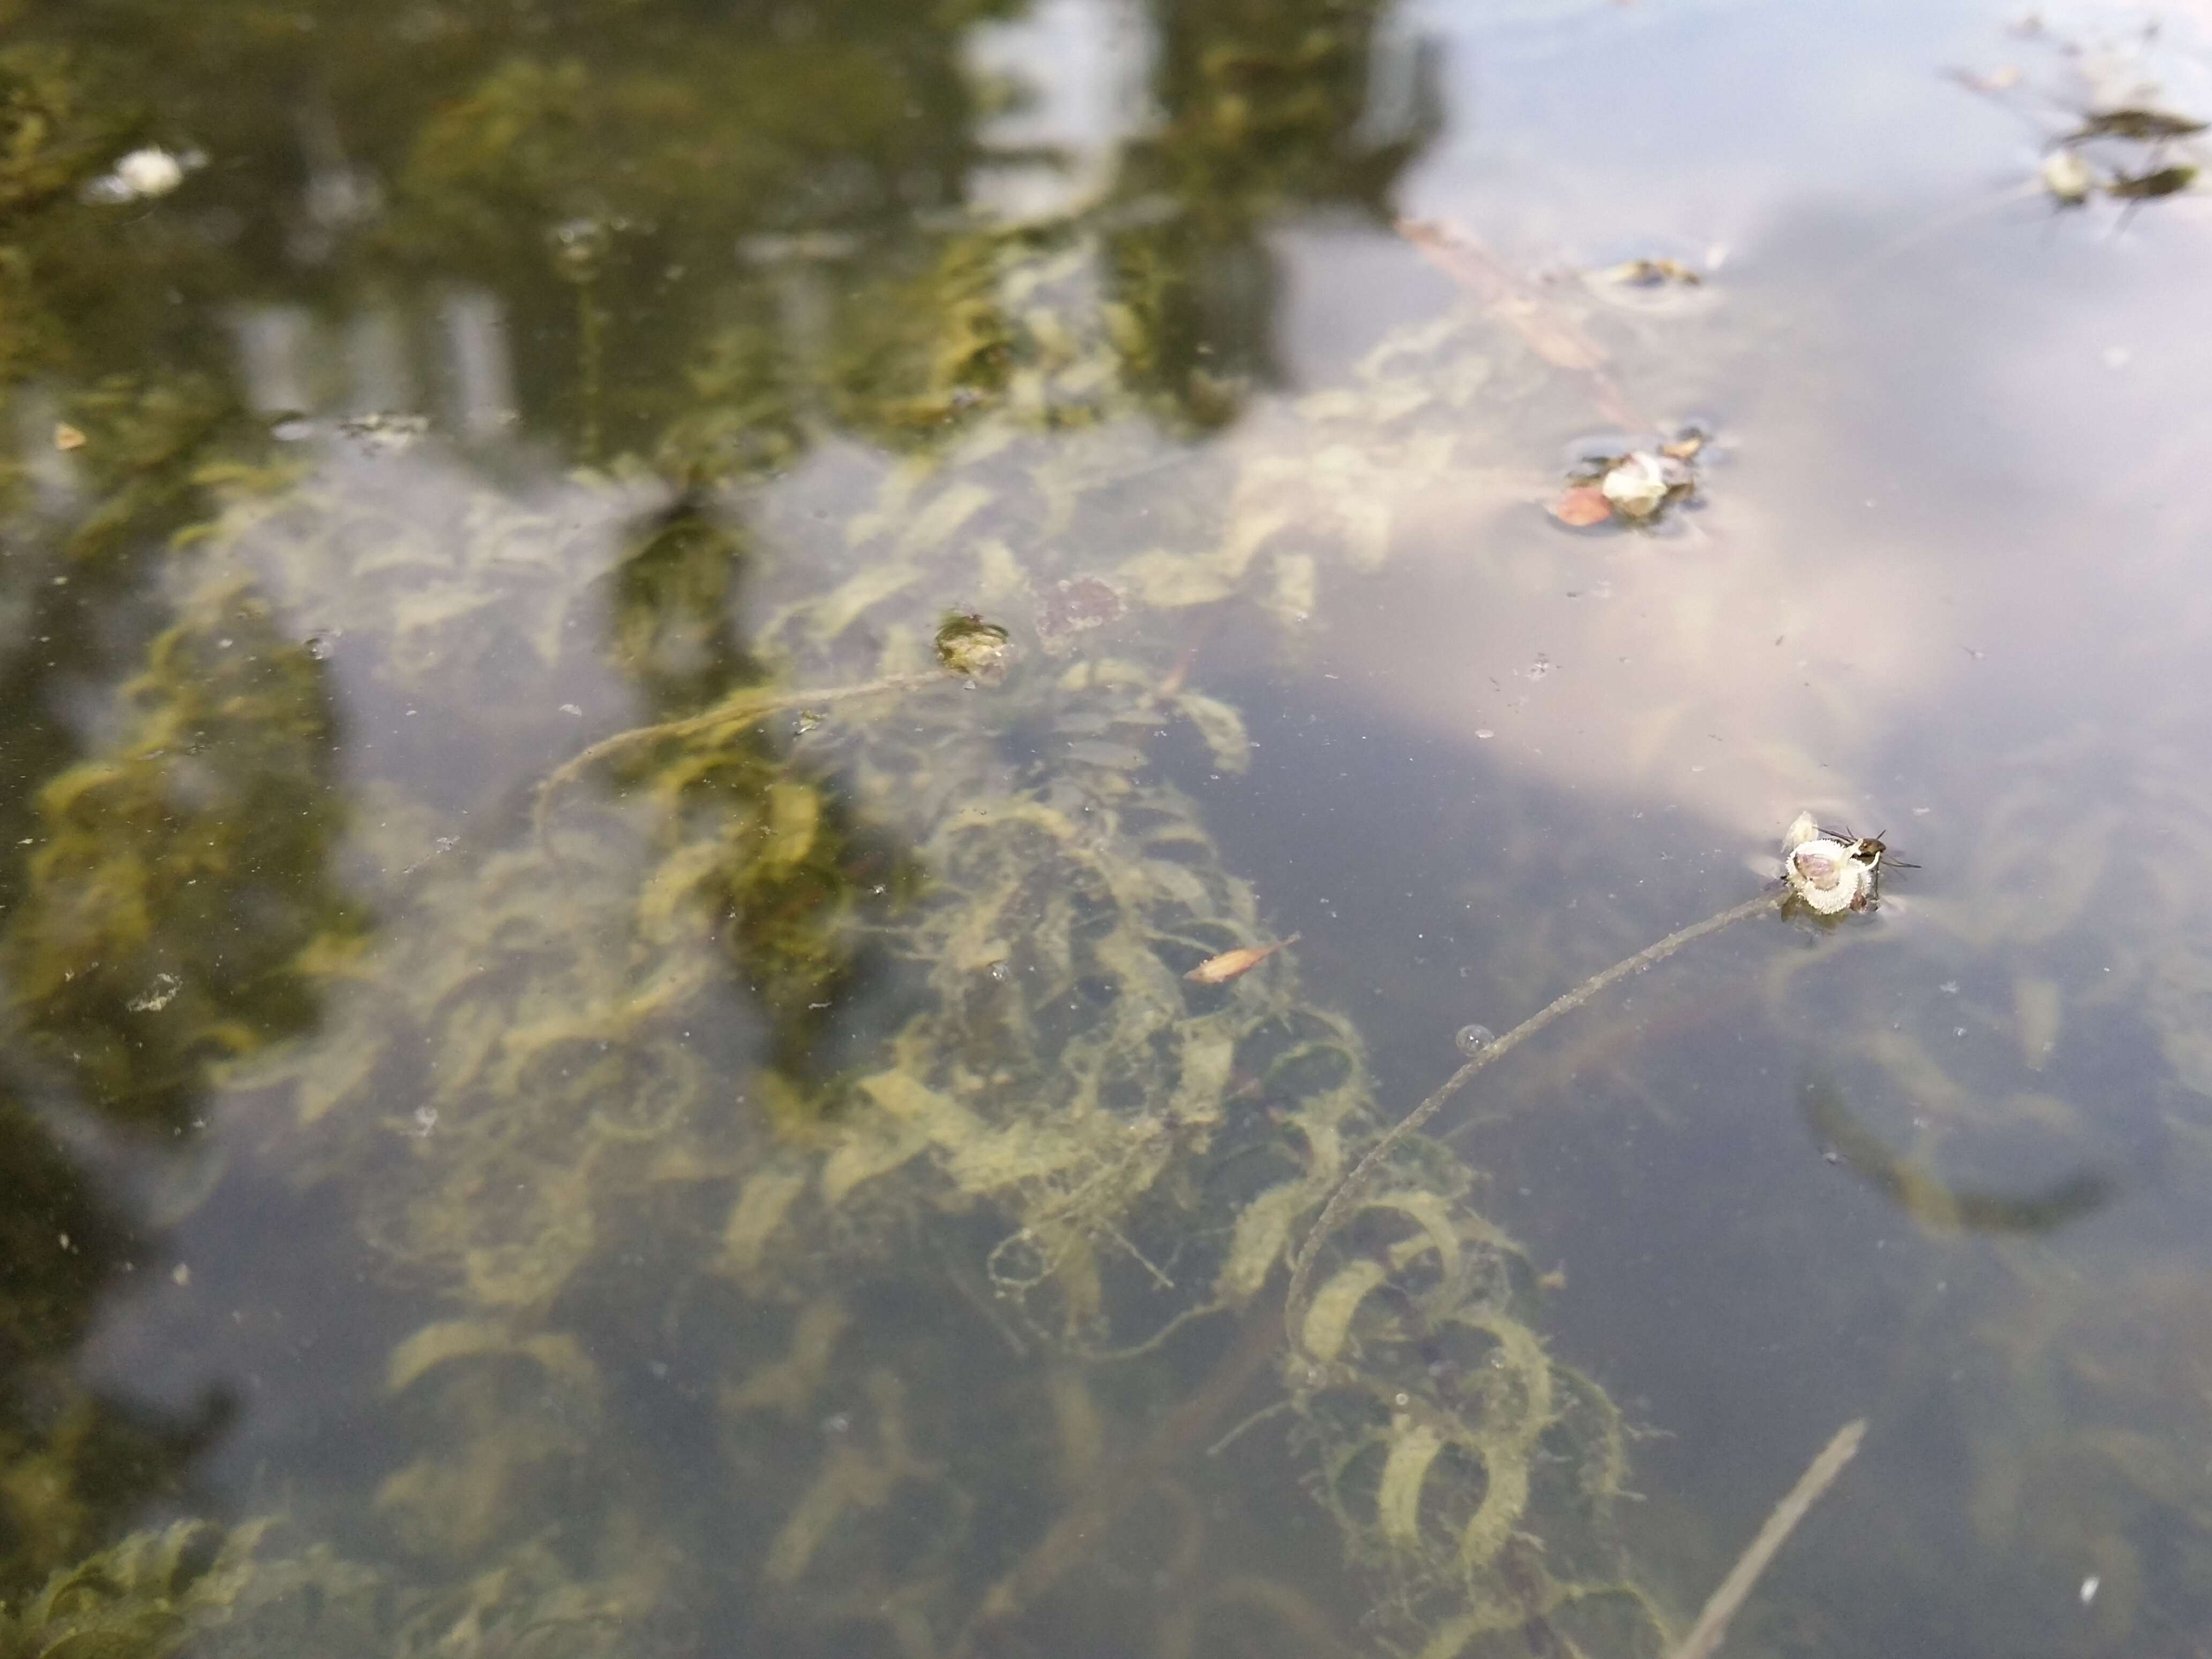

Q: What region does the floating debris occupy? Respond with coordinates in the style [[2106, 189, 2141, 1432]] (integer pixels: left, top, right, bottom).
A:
[[53, 422, 86, 452], [127, 972, 182, 1013], [2060, 106, 2208, 146], [1185, 932, 1300, 985], [933, 612, 1012, 684], [1780, 811, 1881, 916], [2040, 150, 2095, 205], [2107, 163, 2198, 199], [1548, 485, 1613, 527], [1552, 428, 1706, 528], [81, 145, 201, 203], [1600, 257, 1701, 288], [1600, 451, 1677, 519]]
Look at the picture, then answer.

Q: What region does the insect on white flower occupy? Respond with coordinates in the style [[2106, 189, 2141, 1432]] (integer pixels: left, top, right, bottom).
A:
[[1780, 810, 1882, 915]]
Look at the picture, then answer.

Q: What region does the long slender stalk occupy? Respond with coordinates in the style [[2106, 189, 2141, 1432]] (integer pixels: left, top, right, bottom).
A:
[[1670, 1419, 1867, 1659], [1285, 892, 1777, 1348], [533, 669, 942, 847]]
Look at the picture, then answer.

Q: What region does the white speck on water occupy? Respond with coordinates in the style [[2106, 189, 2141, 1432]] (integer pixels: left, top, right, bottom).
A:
[[413, 1105, 438, 1137], [1455, 1023, 1496, 1056], [1939, 981, 1959, 995], [2081, 1576, 2099, 1606], [559, 703, 584, 716], [1475, 728, 1494, 740]]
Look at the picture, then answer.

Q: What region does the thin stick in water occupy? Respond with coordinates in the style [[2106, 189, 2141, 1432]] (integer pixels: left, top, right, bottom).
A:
[[1284, 891, 1777, 1347], [1669, 1418, 1868, 1659]]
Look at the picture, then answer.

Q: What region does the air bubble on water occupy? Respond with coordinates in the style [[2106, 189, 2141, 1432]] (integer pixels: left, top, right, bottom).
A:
[[304, 634, 333, 660], [1455, 1023, 1496, 1056]]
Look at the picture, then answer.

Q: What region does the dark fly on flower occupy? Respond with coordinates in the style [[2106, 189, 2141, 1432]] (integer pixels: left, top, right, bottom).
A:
[[1820, 828, 1916, 874]]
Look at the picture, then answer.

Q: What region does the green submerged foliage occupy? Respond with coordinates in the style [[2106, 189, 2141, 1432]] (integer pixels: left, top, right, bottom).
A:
[[8, 1, 2212, 1657], [0, 0, 1649, 1649]]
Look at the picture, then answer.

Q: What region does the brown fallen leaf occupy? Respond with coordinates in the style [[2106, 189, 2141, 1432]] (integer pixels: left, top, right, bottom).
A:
[[1549, 485, 1614, 527], [54, 422, 86, 451], [1185, 932, 1301, 985]]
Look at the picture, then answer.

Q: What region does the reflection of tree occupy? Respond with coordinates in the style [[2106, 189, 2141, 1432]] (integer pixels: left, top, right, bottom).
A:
[[0, 583, 352, 1598], [0, 1093, 233, 1602], [8, 588, 362, 1130], [0, 0, 1441, 1621], [1104, 0, 1440, 424], [601, 499, 921, 1085]]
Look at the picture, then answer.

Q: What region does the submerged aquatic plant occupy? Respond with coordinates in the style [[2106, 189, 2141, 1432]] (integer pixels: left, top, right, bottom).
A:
[[1290, 810, 1896, 1344]]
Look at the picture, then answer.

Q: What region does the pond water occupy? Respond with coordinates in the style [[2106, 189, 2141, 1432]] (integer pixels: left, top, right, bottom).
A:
[[6, 2, 2212, 1657]]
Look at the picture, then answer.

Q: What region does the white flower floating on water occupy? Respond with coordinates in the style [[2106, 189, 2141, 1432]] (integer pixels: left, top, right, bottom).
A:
[[82, 146, 203, 204], [1781, 810, 1884, 915]]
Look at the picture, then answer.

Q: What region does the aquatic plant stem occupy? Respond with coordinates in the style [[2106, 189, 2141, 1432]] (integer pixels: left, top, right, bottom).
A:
[[1669, 1418, 1866, 1659], [1285, 892, 1777, 1349], [533, 669, 944, 846], [955, 1293, 1286, 1656]]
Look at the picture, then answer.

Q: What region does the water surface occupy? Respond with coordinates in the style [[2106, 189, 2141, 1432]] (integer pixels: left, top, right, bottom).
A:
[[6, 2, 2212, 1657]]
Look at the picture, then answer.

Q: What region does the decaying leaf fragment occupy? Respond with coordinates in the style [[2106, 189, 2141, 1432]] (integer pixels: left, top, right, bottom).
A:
[[2107, 164, 2198, 200], [1185, 932, 1300, 984], [1548, 485, 1612, 527], [2062, 106, 2207, 145]]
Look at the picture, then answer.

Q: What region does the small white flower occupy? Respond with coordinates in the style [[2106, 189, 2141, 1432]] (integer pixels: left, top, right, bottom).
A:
[[2041, 151, 2094, 206], [83, 146, 201, 204], [1781, 811, 1879, 915], [1600, 451, 1672, 518]]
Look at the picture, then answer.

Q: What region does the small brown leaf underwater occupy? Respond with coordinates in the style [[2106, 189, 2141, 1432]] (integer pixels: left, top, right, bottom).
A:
[[1185, 932, 1301, 984], [1548, 485, 1613, 527]]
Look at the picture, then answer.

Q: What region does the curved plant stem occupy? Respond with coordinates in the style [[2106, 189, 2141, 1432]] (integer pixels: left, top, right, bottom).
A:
[[533, 669, 943, 847], [1284, 892, 1778, 1350]]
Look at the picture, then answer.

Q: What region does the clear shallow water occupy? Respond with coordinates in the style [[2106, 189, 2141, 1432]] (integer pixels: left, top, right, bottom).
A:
[[6, 2, 2212, 1657]]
